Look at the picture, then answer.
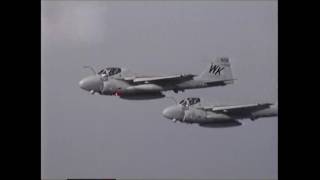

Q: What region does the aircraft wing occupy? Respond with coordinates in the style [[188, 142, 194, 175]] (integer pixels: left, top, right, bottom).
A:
[[132, 74, 195, 83], [203, 103, 274, 114]]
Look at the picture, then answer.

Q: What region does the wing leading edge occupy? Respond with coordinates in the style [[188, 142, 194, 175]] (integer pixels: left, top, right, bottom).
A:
[[202, 103, 274, 114], [131, 74, 195, 83]]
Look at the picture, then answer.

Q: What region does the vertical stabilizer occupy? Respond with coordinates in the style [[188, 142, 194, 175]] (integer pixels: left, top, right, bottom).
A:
[[197, 57, 234, 84]]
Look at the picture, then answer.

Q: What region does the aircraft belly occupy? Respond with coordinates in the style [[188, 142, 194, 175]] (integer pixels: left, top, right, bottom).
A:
[[126, 84, 164, 93], [183, 109, 235, 124], [199, 121, 242, 128], [183, 109, 207, 123], [205, 112, 233, 122], [125, 80, 210, 93], [119, 92, 165, 100], [198, 112, 240, 127]]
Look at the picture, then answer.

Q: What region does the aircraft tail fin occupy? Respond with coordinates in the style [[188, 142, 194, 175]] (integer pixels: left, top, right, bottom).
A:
[[196, 57, 234, 84]]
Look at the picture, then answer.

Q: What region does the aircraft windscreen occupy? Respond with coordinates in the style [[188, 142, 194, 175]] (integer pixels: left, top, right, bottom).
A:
[[98, 67, 121, 77], [179, 98, 200, 106], [179, 99, 188, 106]]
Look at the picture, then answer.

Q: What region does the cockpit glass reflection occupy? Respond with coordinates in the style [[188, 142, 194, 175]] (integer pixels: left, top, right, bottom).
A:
[[98, 67, 121, 77], [179, 98, 200, 106], [179, 99, 187, 106]]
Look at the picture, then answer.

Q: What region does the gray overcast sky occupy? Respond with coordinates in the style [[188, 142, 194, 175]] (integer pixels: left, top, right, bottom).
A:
[[41, 1, 277, 179]]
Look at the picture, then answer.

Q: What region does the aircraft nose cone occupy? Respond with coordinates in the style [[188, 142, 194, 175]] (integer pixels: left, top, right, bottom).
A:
[[78, 79, 86, 89], [79, 75, 103, 92], [162, 106, 184, 121], [162, 107, 174, 120]]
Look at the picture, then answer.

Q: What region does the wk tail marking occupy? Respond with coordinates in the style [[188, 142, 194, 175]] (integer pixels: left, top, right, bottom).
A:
[[209, 64, 224, 75]]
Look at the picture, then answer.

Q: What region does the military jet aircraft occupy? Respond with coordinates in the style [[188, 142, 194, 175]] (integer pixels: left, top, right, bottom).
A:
[[162, 97, 278, 127], [79, 57, 234, 100]]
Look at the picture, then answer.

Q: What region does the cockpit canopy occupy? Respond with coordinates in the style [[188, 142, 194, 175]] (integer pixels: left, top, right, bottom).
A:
[[97, 67, 121, 77], [179, 97, 201, 106]]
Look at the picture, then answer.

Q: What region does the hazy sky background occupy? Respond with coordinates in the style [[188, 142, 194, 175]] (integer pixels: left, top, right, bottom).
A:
[[41, 1, 277, 179]]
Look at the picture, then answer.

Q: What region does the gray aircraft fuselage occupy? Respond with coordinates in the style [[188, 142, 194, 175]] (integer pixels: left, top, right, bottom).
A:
[[162, 98, 278, 127], [79, 75, 230, 99], [79, 57, 234, 99]]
